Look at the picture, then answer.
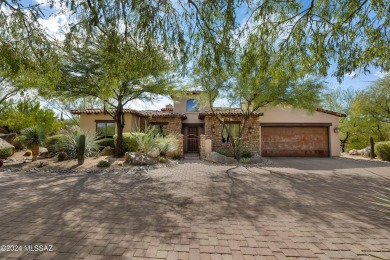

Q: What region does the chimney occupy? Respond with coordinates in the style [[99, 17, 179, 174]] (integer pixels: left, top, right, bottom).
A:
[[161, 104, 173, 111]]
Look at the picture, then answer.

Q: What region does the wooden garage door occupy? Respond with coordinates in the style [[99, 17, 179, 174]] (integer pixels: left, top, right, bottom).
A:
[[261, 126, 329, 157]]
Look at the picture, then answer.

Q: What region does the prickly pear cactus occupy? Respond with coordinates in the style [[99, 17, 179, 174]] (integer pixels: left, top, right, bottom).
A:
[[78, 134, 86, 165]]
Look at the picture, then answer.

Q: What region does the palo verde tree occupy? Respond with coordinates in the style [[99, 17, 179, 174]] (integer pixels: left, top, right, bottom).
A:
[[56, 30, 173, 155], [195, 31, 324, 161]]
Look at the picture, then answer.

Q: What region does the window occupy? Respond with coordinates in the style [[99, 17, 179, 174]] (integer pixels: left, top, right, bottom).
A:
[[186, 99, 200, 112], [149, 123, 167, 137], [221, 123, 240, 143], [96, 121, 115, 138]]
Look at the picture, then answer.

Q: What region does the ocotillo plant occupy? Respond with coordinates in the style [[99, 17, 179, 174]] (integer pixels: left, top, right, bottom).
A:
[[78, 134, 86, 165]]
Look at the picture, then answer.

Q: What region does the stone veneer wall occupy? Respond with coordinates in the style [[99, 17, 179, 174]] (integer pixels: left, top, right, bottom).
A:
[[204, 115, 261, 155], [199, 135, 206, 160], [146, 117, 182, 135], [146, 117, 183, 157]]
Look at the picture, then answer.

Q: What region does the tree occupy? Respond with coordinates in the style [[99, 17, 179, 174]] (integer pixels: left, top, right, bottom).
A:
[[0, 98, 63, 134], [354, 76, 390, 124], [56, 31, 174, 155], [194, 32, 324, 161], [321, 86, 359, 152]]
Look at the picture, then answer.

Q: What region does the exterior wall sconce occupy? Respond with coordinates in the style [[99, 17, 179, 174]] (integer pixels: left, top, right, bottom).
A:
[[211, 125, 216, 134], [334, 126, 340, 133], [248, 125, 253, 134]]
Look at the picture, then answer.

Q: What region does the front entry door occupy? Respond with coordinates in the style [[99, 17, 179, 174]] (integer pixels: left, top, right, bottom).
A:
[[187, 126, 199, 152]]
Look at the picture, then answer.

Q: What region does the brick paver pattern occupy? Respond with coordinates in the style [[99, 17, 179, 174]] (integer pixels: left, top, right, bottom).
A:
[[0, 159, 389, 259]]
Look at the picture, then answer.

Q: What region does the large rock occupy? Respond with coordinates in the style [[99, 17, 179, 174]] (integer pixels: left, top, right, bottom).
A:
[[206, 152, 236, 164], [0, 133, 16, 143], [0, 139, 15, 158], [360, 147, 371, 158], [125, 152, 158, 165], [147, 147, 160, 158], [0, 139, 14, 150], [39, 147, 50, 158], [249, 154, 272, 165], [100, 146, 115, 156], [349, 149, 360, 155]]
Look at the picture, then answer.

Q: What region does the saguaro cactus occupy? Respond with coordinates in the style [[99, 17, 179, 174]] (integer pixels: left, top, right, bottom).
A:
[[78, 134, 86, 165]]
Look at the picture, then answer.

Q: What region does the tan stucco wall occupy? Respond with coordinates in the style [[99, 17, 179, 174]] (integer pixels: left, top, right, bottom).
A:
[[260, 107, 341, 156], [79, 113, 140, 135], [173, 96, 208, 124]]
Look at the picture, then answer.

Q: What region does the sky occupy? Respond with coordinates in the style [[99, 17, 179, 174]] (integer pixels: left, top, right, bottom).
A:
[[6, 0, 389, 112]]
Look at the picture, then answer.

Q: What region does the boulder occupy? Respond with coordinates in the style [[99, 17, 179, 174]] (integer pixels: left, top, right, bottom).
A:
[[360, 147, 371, 158], [147, 147, 160, 158], [100, 146, 115, 156], [0, 133, 17, 143], [249, 154, 266, 164], [0, 139, 14, 151], [349, 149, 360, 155], [206, 152, 236, 164], [125, 152, 158, 165], [39, 147, 50, 158]]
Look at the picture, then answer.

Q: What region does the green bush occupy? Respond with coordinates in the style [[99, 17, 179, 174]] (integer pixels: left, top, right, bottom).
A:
[[0, 148, 13, 159], [241, 150, 253, 158], [132, 126, 157, 153], [58, 127, 100, 159], [171, 154, 183, 160], [96, 138, 115, 148], [113, 134, 138, 152], [45, 134, 65, 156], [97, 160, 110, 167], [240, 157, 251, 164], [374, 141, 390, 161], [216, 148, 229, 156], [11, 135, 26, 150]]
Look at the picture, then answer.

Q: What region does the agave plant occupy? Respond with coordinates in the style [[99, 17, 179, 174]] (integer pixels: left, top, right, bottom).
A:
[[21, 127, 46, 161], [57, 126, 100, 159], [155, 135, 178, 157]]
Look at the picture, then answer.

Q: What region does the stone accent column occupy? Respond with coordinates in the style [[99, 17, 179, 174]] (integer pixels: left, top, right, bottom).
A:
[[177, 134, 184, 157], [199, 135, 206, 160]]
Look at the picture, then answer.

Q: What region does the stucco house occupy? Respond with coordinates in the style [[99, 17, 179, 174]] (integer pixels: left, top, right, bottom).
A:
[[71, 92, 346, 159]]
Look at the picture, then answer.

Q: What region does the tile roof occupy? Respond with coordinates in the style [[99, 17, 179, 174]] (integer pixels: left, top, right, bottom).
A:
[[70, 109, 187, 119], [316, 108, 347, 117], [198, 108, 264, 119]]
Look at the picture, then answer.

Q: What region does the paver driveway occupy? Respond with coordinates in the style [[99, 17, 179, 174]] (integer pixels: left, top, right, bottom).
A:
[[0, 158, 389, 259]]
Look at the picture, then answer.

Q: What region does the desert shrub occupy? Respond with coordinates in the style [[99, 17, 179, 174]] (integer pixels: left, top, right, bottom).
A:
[[155, 135, 178, 157], [21, 127, 46, 148], [24, 150, 32, 156], [59, 127, 100, 159], [171, 153, 183, 160], [44, 134, 65, 156], [113, 134, 138, 152], [132, 126, 157, 153], [374, 142, 390, 161], [11, 135, 26, 150], [96, 138, 115, 148], [97, 160, 110, 167], [159, 156, 166, 163], [241, 150, 253, 158], [58, 151, 68, 161], [240, 157, 251, 164], [0, 148, 13, 159], [215, 148, 229, 157]]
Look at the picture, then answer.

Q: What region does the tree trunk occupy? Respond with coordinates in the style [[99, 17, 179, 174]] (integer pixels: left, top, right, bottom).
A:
[[369, 136, 376, 159], [115, 97, 125, 156], [340, 131, 350, 153]]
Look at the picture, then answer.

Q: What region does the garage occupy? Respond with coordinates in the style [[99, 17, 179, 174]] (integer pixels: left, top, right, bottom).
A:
[[261, 124, 330, 157]]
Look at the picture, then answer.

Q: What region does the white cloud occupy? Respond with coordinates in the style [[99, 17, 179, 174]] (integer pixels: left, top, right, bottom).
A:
[[38, 13, 69, 40], [128, 96, 173, 110], [345, 71, 356, 78], [374, 71, 389, 79]]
